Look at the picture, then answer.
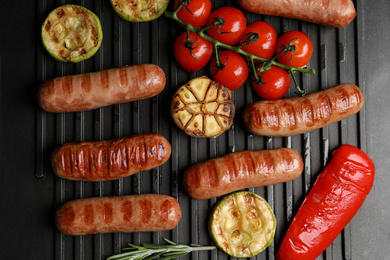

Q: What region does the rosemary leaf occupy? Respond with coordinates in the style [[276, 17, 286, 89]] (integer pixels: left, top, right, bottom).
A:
[[106, 238, 216, 260]]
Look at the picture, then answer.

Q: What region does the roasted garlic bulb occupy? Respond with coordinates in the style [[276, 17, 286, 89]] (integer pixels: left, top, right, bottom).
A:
[[170, 76, 235, 138]]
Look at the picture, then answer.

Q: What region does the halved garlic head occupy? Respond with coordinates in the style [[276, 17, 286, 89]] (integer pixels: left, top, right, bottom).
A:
[[170, 76, 235, 138], [41, 4, 102, 63], [209, 191, 276, 258]]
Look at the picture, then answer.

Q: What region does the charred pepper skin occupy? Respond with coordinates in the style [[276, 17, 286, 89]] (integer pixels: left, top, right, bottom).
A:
[[276, 144, 375, 260]]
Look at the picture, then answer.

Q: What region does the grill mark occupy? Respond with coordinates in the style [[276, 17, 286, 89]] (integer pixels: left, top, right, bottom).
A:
[[121, 201, 133, 221], [264, 104, 280, 130], [77, 146, 90, 178], [56, 9, 65, 18], [301, 99, 314, 127], [251, 106, 263, 129], [59, 205, 75, 228], [96, 146, 109, 178], [45, 20, 51, 32], [350, 87, 362, 106], [207, 161, 219, 187], [118, 67, 128, 87], [279, 149, 294, 172], [137, 65, 146, 90], [318, 94, 333, 121], [83, 204, 94, 225], [280, 102, 297, 130], [102, 202, 113, 224], [159, 200, 171, 223], [61, 76, 73, 95], [81, 71, 93, 90], [334, 88, 350, 113], [45, 79, 55, 95], [139, 199, 153, 223], [60, 147, 72, 177], [260, 151, 275, 175], [100, 70, 109, 90]]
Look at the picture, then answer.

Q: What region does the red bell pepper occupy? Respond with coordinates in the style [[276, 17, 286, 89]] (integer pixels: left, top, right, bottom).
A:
[[276, 144, 375, 260]]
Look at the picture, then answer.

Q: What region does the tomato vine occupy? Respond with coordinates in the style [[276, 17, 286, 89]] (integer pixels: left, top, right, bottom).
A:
[[165, 2, 316, 96]]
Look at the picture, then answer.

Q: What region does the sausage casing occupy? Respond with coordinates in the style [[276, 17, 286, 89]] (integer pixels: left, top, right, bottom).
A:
[[183, 148, 303, 200], [51, 133, 171, 181], [37, 64, 166, 112], [56, 194, 182, 235], [238, 0, 356, 28], [243, 84, 364, 137]]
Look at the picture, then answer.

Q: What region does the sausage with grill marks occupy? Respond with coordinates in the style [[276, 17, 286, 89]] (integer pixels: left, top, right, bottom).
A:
[[55, 194, 182, 235], [238, 0, 356, 28], [37, 64, 166, 113], [243, 84, 364, 137], [51, 133, 171, 181], [183, 148, 304, 200]]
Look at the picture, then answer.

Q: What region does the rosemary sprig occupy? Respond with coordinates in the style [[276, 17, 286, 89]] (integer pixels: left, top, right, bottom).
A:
[[165, 3, 316, 96], [106, 238, 216, 260]]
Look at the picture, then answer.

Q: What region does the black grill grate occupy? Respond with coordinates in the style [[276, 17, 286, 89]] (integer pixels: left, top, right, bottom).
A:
[[32, 0, 367, 259]]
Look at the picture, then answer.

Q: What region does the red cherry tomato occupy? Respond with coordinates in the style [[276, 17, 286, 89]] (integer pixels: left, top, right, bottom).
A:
[[206, 7, 246, 45], [276, 31, 313, 68], [276, 144, 375, 260], [174, 31, 213, 73], [174, 0, 212, 29], [251, 65, 291, 100], [210, 50, 248, 91], [240, 21, 277, 60]]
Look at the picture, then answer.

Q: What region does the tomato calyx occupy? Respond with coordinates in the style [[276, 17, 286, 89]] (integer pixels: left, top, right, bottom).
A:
[[175, 0, 193, 17], [183, 29, 202, 60], [275, 38, 298, 64]]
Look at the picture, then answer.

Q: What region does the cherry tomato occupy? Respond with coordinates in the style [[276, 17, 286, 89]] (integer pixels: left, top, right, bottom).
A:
[[240, 21, 277, 60], [206, 7, 246, 45], [174, 0, 212, 29], [276, 31, 313, 68], [210, 50, 248, 91], [251, 65, 291, 100], [174, 31, 213, 73], [276, 144, 375, 260]]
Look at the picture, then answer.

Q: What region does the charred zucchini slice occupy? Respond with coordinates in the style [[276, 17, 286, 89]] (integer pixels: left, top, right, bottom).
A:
[[109, 0, 169, 22], [209, 191, 276, 258], [170, 76, 235, 138], [41, 4, 103, 63]]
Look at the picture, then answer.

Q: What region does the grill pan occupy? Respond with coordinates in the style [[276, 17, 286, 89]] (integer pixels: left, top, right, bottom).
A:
[[0, 0, 389, 259]]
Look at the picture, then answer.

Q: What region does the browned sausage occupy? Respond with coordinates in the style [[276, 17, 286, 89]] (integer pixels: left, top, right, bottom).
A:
[[238, 0, 356, 28], [56, 194, 182, 235], [243, 84, 364, 137], [51, 133, 171, 181], [183, 148, 303, 200], [37, 64, 166, 113]]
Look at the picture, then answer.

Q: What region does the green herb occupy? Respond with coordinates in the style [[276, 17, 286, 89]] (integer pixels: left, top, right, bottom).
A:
[[106, 238, 216, 260]]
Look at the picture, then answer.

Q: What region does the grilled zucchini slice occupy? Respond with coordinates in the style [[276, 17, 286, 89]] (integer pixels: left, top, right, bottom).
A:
[[41, 4, 102, 63], [209, 191, 276, 258], [109, 0, 169, 22], [170, 76, 235, 138]]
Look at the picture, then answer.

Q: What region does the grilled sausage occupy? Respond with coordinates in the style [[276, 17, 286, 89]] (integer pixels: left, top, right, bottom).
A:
[[37, 64, 166, 113], [51, 133, 171, 181], [243, 84, 364, 137], [238, 0, 356, 28], [56, 194, 182, 235], [183, 148, 303, 200]]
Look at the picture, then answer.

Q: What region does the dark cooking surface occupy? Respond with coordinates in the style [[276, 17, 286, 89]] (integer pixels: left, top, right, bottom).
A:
[[1, 0, 389, 259]]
